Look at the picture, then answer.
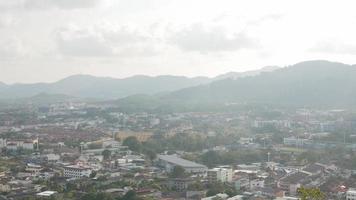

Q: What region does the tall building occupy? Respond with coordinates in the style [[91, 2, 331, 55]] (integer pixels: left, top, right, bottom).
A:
[[207, 168, 233, 183]]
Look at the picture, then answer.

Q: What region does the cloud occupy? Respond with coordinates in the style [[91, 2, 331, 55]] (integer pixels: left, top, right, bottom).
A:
[[170, 23, 257, 53], [310, 41, 356, 55], [25, 0, 100, 10], [0, 0, 100, 11], [0, 38, 27, 60], [54, 24, 159, 58], [247, 14, 284, 26]]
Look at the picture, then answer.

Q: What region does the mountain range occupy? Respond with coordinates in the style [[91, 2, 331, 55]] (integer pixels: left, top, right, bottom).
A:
[[0, 66, 277, 100], [162, 60, 356, 107], [2, 60, 356, 108]]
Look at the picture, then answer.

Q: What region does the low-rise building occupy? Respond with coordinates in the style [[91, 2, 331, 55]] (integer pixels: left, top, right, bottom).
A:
[[207, 168, 233, 183], [157, 154, 207, 173], [347, 188, 356, 200], [63, 165, 92, 178]]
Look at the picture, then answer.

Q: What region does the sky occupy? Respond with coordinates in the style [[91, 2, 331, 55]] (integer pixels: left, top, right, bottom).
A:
[[1, 0, 356, 84]]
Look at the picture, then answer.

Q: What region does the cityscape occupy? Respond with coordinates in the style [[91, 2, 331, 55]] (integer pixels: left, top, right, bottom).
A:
[[1, 0, 356, 199]]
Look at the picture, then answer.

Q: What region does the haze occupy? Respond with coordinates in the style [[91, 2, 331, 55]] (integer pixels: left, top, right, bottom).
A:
[[1, 0, 356, 83]]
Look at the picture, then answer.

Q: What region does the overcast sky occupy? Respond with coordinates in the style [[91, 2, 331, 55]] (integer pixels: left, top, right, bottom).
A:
[[1, 0, 356, 83]]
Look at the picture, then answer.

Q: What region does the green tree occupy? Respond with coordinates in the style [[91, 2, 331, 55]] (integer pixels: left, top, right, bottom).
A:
[[297, 187, 325, 200], [80, 192, 113, 200], [89, 171, 97, 178], [201, 151, 221, 167], [143, 148, 156, 162], [123, 136, 141, 152], [119, 190, 141, 200], [102, 149, 111, 160], [170, 166, 185, 178]]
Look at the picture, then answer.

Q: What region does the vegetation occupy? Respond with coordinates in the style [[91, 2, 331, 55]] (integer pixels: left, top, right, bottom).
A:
[[297, 187, 325, 200], [169, 166, 186, 178], [123, 136, 141, 152]]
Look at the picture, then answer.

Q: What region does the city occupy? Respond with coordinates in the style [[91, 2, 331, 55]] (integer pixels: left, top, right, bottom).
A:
[[0, 101, 356, 199], [1, 0, 356, 199]]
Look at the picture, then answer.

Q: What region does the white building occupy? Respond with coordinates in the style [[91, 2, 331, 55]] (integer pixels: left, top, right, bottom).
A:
[[63, 165, 92, 178], [46, 154, 60, 162], [0, 138, 6, 148], [283, 137, 309, 147], [4, 139, 36, 151], [36, 191, 58, 197], [347, 188, 356, 200], [102, 138, 122, 148], [157, 154, 207, 173], [22, 141, 34, 150], [207, 168, 233, 183], [202, 193, 229, 200]]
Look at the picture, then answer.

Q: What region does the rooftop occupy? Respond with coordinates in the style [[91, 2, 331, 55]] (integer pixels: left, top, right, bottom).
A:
[[36, 191, 58, 197], [158, 154, 207, 168], [302, 163, 325, 174], [280, 171, 310, 184], [64, 165, 91, 170]]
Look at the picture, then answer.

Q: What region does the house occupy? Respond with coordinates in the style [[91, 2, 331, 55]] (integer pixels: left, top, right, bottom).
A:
[[278, 171, 310, 195], [302, 163, 325, 176]]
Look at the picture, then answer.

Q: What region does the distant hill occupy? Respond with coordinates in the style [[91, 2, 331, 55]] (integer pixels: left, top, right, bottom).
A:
[[2, 60, 355, 108], [0, 66, 282, 101], [162, 60, 356, 107], [214, 66, 280, 81], [0, 75, 212, 100]]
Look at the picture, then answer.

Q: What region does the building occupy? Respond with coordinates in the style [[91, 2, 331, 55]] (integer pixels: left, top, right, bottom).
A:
[[36, 191, 58, 197], [25, 163, 43, 176], [347, 188, 356, 200], [278, 171, 310, 195], [202, 193, 229, 200], [4, 139, 37, 151], [0, 184, 10, 193], [283, 137, 310, 147], [0, 138, 6, 148], [157, 154, 207, 173], [63, 165, 92, 178], [207, 168, 233, 183], [249, 178, 265, 189], [168, 178, 192, 191], [302, 163, 325, 176]]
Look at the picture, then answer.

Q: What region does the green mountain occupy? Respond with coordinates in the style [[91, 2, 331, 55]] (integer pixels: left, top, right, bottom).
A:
[[163, 60, 356, 107]]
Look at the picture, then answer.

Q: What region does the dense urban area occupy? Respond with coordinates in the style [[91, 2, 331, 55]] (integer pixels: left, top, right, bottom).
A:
[[1, 100, 356, 200]]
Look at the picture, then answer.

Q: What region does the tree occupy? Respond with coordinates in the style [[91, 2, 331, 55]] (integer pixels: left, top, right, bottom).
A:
[[143, 148, 156, 162], [89, 171, 97, 178], [297, 187, 325, 200], [123, 136, 141, 152], [206, 182, 224, 197], [201, 151, 221, 167], [118, 190, 140, 200], [102, 149, 111, 160], [80, 192, 113, 200], [170, 166, 185, 178]]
